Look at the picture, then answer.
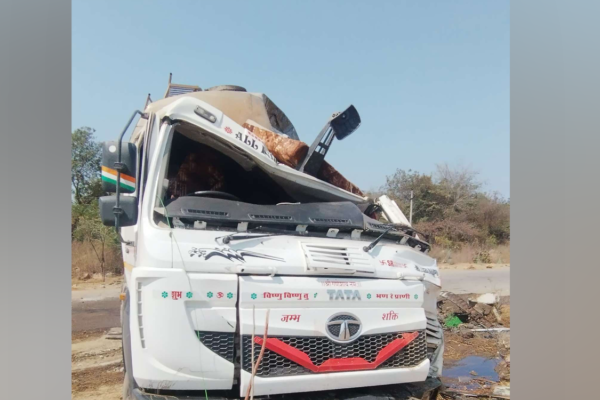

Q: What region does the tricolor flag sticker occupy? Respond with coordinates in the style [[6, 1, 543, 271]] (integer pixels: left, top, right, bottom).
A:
[[101, 166, 136, 192]]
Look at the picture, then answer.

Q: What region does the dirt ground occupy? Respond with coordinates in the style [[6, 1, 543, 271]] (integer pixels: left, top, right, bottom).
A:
[[438, 262, 510, 271], [72, 275, 125, 400], [72, 275, 124, 290], [437, 293, 511, 398], [72, 328, 124, 400]]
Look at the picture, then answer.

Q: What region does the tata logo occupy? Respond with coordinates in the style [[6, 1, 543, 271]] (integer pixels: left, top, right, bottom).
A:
[[326, 313, 362, 343], [327, 289, 361, 301]]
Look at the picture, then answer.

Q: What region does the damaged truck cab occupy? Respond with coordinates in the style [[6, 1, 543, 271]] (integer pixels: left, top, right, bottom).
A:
[[100, 81, 444, 399]]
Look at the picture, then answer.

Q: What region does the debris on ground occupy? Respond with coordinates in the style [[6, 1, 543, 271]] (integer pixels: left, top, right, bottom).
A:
[[439, 292, 494, 328], [492, 307, 503, 324], [445, 315, 463, 328], [496, 359, 510, 382], [437, 293, 511, 398], [470, 293, 499, 305], [493, 385, 510, 397]]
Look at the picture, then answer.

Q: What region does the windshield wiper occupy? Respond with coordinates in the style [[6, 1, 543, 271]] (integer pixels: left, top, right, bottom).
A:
[[362, 227, 394, 252], [218, 225, 343, 244], [220, 233, 279, 244], [217, 226, 297, 244]]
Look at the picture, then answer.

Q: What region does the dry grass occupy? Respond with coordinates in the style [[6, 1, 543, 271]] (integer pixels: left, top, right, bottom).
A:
[[499, 304, 511, 328], [71, 241, 122, 278], [430, 244, 510, 264]]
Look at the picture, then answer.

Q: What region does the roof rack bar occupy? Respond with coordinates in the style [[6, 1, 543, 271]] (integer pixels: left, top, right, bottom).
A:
[[163, 73, 202, 99], [143, 93, 152, 110]]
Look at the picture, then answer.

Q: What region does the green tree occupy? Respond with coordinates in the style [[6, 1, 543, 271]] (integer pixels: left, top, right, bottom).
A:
[[71, 127, 120, 280], [435, 162, 481, 215], [72, 127, 103, 205], [382, 169, 451, 222], [380, 164, 509, 248], [467, 192, 510, 243], [72, 202, 119, 281]]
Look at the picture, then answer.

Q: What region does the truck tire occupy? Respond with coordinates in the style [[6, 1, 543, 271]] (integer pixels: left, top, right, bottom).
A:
[[121, 286, 136, 400], [205, 85, 247, 92]]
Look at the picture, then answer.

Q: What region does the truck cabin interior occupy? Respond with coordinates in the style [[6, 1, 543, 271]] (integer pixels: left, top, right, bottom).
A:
[[164, 128, 294, 205], [153, 122, 381, 229]]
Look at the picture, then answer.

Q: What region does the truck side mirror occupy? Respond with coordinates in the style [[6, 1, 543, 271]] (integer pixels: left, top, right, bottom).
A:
[[101, 141, 137, 194], [329, 104, 361, 140], [99, 195, 138, 227], [298, 105, 361, 176]]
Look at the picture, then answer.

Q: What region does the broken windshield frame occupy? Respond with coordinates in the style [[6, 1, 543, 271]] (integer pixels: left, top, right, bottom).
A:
[[149, 121, 430, 252], [151, 121, 364, 224]]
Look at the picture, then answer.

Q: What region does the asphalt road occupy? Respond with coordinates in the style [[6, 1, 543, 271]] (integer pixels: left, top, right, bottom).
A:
[[72, 287, 122, 333], [72, 298, 121, 333], [70, 268, 510, 333], [440, 267, 510, 296]]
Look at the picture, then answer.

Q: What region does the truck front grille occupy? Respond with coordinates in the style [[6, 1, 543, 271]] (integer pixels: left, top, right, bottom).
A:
[[196, 331, 235, 363], [241, 330, 427, 377]]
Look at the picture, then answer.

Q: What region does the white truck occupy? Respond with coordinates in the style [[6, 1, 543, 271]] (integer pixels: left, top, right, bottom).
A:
[[99, 79, 444, 400]]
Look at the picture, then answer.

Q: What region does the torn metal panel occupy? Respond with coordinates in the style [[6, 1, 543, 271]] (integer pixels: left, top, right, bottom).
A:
[[377, 195, 412, 226]]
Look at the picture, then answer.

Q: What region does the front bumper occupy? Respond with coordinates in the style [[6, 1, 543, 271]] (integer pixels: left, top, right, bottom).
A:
[[130, 377, 442, 400]]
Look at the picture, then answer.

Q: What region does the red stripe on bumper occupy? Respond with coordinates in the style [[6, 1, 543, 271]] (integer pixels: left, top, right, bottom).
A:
[[254, 331, 419, 373]]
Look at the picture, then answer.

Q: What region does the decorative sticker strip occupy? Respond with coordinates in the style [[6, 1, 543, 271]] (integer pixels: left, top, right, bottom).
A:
[[414, 265, 439, 277], [263, 292, 310, 300], [155, 291, 236, 300], [281, 314, 301, 322], [382, 311, 399, 321], [157, 291, 195, 299], [364, 293, 416, 300], [320, 280, 362, 287], [171, 291, 183, 300], [232, 130, 277, 163], [375, 293, 411, 300], [189, 247, 284, 263], [101, 166, 135, 190], [378, 259, 407, 268]]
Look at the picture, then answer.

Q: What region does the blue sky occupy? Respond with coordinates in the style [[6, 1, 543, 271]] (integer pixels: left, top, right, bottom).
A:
[[73, 0, 509, 197]]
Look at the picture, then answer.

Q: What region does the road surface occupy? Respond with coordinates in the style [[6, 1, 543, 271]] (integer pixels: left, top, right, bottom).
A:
[[440, 267, 510, 296], [72, 287, 122, 333]]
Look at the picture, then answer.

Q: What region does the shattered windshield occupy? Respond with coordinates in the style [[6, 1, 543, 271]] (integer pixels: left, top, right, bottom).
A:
[[154, 125, 300, 211], [150, 122, 430, 252]]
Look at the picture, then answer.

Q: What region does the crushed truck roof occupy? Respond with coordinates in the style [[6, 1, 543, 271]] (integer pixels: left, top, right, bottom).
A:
[[129, 83, 366, 200]]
